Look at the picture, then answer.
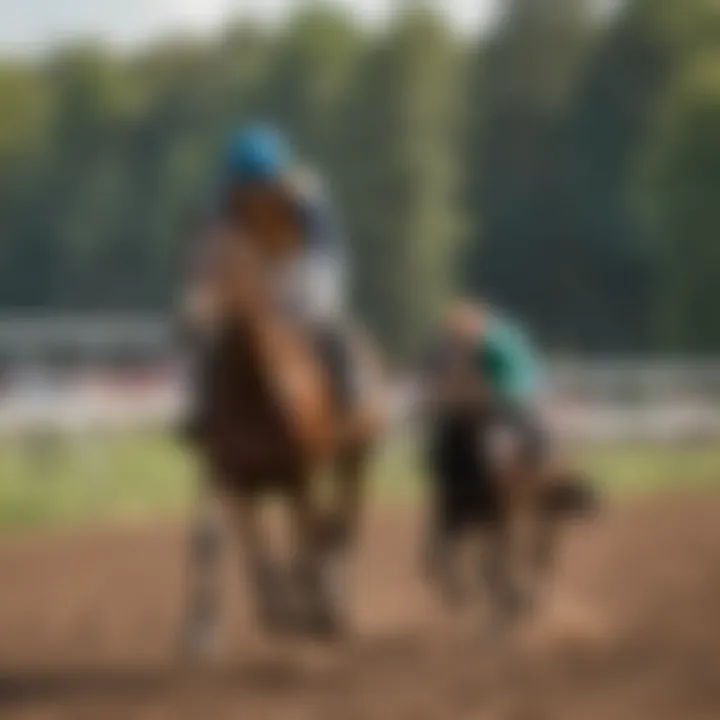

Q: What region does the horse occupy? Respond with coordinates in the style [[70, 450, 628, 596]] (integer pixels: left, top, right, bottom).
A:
[[178, 224, 385, 657], [421, 344, 598, 634]]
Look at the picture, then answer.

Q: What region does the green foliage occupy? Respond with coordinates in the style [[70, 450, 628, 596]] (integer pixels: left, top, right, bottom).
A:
[[0, 0, 719, 354], [340, 6, 461, 360], [639, 51, 720, 351], [0, 65, 50, 165], [465, 0, 595, 347], [0, 434, 195, 528]]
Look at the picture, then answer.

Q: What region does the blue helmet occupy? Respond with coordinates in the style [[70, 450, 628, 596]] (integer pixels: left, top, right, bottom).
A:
[[224, 124, 290, 183]]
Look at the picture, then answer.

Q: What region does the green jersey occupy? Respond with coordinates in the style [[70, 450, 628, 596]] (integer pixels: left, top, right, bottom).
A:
[[475, 314, 542, 407]]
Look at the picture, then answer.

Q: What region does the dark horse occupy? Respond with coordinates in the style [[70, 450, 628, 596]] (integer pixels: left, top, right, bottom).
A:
[[422, 349, 598, 632], [179, 225, 385, 657]]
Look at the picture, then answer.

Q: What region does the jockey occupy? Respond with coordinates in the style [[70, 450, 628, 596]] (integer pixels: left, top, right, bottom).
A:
[[183, 124, 356, 436], [422, 300, 597, 579], [218, 124, 348, 324], [435, 299, 548, 468]]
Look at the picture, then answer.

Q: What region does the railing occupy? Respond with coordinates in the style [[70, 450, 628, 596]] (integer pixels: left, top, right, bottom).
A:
[[1, 371, 719, 445]]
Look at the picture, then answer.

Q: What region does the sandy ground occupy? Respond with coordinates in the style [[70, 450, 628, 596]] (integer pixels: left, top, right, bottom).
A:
[[1, 494, 720, 719]]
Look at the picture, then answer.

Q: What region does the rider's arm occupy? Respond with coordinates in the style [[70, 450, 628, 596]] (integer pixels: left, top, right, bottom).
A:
[[177, 215, 226, 342], [289, 172, 349, 319], [421, 336, 490, 416]]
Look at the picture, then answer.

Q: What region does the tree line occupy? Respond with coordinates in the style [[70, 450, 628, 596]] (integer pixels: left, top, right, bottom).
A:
[[0, 0, 719, 358]]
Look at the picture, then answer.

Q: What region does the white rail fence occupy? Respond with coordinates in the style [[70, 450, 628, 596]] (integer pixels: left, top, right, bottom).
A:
[[0, 317, 718, 443], [1, 369, 719, 445]]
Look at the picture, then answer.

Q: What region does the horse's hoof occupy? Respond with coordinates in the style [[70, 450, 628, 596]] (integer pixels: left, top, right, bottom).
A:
[[260, 607, 297, 637], [308, 613, 344, 640], [422, 541, 444, 584], [178, 624, 221, 665], [300, 599, 346, 640]]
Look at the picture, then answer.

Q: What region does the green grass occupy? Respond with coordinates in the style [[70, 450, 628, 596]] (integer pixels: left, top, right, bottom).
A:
[[372, 433, 720, 499], [0, 430, 719, 530], [0, 433, 196, 529], [573, 443, 720, 495]]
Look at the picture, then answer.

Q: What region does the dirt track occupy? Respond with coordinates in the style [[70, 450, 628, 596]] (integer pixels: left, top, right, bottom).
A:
[[1, 494, 720, 719]]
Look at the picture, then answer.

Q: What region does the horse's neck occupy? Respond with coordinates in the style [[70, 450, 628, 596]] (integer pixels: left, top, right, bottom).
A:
[[220, 318, 264, 374], [224, 309, 297, 380], [219, 310, 333, 459], [214, 319, 276, 406]]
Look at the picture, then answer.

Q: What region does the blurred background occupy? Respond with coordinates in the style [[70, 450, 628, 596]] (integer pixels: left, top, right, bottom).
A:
[[0, 0, 719, 525], [1, 0, 719, 354], [1, 2, 720, 718]]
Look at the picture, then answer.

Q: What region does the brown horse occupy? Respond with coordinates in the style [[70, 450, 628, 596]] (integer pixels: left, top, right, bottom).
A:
[[179, 225, 385, 657]]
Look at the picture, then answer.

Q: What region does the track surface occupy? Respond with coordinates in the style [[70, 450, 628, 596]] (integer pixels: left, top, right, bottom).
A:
[[1, 494, 720, 719]]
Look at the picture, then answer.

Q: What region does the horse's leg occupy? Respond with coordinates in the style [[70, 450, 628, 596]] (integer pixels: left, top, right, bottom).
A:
[[228, 489, 286, 634], [181, 485, 225, 661], [290, 477, 341, 637], [329, 448, 366, 550], [423, 506, 449, 585], [424, 501, 469, 608], [510, 462, 559, 614], [317, 448, 368, 631], [479, 515, 527, 637], [529, 505, 560, 607], [433, 534, 472, 609]]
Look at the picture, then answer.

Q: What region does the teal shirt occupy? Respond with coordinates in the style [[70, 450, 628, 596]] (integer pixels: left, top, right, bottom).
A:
[[475, 314, 542, 407]]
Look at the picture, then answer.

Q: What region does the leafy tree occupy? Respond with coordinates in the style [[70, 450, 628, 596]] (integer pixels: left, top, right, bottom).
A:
[[340, 6, 462, 360], [553, 0, 720, 351], [639, 51, 720, 351], [258, 6, 362, 166], [0, 3, 718, 356], [465, 0, 593, 345]]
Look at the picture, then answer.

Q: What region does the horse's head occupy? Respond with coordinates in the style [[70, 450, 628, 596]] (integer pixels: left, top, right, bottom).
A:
[[182, 225, 273, 340]]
